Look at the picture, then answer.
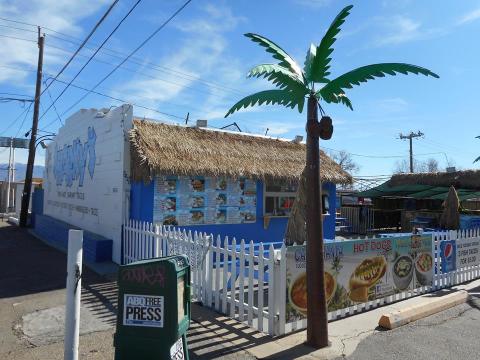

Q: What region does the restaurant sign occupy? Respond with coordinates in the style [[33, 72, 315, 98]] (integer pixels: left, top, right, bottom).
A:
[[285, 235, 433, 322]]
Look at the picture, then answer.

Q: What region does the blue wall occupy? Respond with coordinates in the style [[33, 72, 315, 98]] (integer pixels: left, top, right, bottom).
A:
[[33, 214, 113, 263], [31, 188, 112, 263], [130, 179, 337, 243]]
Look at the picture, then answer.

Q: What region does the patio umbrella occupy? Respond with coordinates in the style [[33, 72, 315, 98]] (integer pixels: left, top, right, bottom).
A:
[[440, 186, 460, 230]]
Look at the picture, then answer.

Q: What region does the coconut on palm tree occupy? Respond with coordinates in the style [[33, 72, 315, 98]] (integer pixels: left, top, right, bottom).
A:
[[225, 4, 438, 348]]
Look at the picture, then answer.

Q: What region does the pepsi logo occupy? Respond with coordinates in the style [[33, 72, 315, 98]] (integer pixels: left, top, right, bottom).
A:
[[444, 243, 453, 258]]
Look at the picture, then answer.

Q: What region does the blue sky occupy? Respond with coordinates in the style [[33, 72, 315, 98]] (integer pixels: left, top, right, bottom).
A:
[[0, 0, 479, 178]]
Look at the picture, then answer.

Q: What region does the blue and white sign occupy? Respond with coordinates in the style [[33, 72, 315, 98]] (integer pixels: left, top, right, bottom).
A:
[[43, 105, 133, 264], [440, 240, 456, 273], [123, 294, 164, 328], [53, 127, 96, 187]]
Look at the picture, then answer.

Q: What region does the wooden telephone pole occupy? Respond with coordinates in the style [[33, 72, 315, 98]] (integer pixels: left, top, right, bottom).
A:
[[399, 131, 424, 173], [20, 28, 44, 227]]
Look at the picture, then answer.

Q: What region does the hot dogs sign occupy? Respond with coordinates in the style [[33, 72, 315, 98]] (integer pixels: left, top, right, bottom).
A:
[[285, 235, 433, 321]]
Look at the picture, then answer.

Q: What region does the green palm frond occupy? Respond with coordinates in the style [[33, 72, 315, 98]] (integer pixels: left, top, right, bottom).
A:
[[475, 156, 480, 163], [225, 89, 307, 117], [306, 5, 353, 83], [303, 44, 317, 82], [245, 33, 304, 79], [319, 63, 439, 103], [336, 93, 353, 110], [248, 63, 307, 91], [317, 91, 353, 110]]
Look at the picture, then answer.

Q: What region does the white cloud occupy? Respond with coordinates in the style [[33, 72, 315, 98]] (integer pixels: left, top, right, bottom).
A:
[[292, 0, 332, 8], [0, 0, 110, 84], [375, 16, 421, 46], [373, 15, 446, 47], [376, 97, 408, 113], [119, 2, 252, 123], [457, 8, 480, 25]]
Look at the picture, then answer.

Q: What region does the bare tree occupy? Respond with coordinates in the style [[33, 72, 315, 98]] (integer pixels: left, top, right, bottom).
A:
[[330, 150, 360, 174], [393, 158, 439, 173], [425, 158, 439, 172]]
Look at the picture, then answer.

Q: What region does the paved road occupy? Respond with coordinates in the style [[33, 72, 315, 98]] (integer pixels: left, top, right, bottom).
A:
[[342, 293, 480, 360]]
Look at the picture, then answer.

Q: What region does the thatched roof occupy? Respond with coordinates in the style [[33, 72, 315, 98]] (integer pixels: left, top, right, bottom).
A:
[[390, 170, 480, 190], [129, 119, 352, 184]]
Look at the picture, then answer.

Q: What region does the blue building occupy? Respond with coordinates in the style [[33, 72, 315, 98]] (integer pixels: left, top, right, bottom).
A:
[[129, 120, 352, 243]]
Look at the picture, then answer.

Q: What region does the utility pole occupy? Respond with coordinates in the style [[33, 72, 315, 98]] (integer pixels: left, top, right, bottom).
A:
[[20, 27, 44, 227], [6, 137, 12, 212], [399, 131, 424, 173]]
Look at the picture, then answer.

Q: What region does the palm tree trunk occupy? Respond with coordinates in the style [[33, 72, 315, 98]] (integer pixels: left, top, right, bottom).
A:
[[284, 168, 307, 246], [305, 95, 329, 348]]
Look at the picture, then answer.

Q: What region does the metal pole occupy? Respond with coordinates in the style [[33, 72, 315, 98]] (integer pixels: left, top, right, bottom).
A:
[[409, 136, 413, 173], [64, 230, 83, 360], [12, 145, 15, 183], [6, 138, 12, 212], [305, 95, 328, 348], [20, 28, 44, 227], [12, 146, 15, 211]]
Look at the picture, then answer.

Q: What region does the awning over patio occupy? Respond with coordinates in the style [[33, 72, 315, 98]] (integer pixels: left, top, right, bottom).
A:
[[357, 181, 480, 201]]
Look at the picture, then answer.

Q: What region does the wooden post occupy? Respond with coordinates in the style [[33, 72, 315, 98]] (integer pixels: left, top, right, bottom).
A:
[[20, 28, 44, 227]]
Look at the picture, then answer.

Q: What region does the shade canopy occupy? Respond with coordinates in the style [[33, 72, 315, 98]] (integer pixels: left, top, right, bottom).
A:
[[358, 181, 480, 201]]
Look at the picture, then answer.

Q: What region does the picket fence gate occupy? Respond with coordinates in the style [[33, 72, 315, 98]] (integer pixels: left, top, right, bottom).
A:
[[123, 219, 285, 336], [123, 219, 480, 336]]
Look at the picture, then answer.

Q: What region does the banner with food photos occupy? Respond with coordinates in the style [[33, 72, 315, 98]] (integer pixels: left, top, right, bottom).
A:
[[285, 235, 433, 322], [153, 175, 257, 226]]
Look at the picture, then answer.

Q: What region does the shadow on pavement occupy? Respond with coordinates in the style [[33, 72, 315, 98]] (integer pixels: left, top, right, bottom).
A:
[[0, 222, 119, 325], [188, 304, 315, 359]]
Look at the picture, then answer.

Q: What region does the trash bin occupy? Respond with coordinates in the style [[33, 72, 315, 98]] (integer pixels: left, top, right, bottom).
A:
[[114, 255, 190, 359]]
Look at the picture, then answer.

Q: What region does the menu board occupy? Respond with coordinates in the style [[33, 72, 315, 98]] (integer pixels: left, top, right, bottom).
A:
[[153, 176, 257, 226], [285, 235, 433, 322]]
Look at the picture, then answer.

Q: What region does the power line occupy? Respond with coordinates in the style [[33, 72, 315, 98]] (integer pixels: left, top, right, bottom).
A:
[[0, 102, 32, 136], [14, 102, 34, 137], [0, 33, 36, 43], [0, 92, 33, 98], [42, 38, 239, 104], [0, 97, 34, 104], [0, 64, 191, 124], [0, 23, 37, 34], [321, 145, 444, 159], [0, 16, 246, 97], [40, 0, 143, 120], [40, 0, 120, 96], [43, 80, 64, 127], [0, 31, 240, 106], [39, 76, 185, 131], [58, 0, 193, 118]]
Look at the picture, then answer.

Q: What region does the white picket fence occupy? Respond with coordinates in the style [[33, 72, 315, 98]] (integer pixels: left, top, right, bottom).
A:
[[123, 219, 480, 336], [123, 219, 285, 335]]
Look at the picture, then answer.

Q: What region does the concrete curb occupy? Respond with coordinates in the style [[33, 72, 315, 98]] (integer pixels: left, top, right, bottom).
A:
[[378, 290, 469, 330]]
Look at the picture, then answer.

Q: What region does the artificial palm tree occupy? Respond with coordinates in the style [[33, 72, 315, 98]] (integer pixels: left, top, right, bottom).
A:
[[225, 4, 438, 348]]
